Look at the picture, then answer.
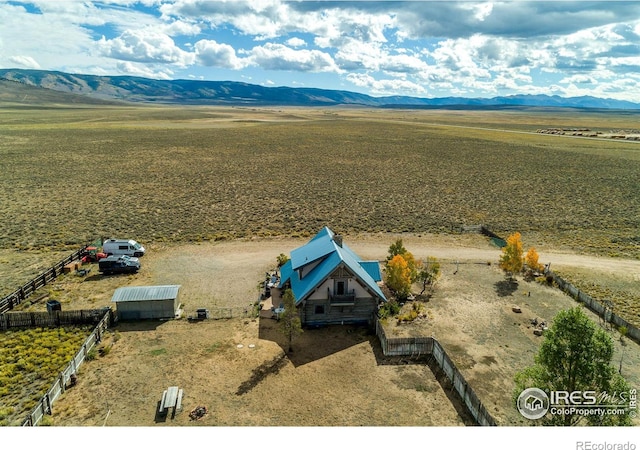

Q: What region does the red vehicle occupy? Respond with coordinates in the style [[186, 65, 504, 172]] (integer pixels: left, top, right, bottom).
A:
[[80, 246, 107, 264]]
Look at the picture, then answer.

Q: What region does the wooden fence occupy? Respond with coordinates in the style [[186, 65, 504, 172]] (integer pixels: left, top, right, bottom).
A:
[[375, 319, 497, 426], [20, 308, 113, 426], [0, 309, 109, 331], [545, 270, 640, 345], [376, 321, 434, 356], [0, 245, 88, 314]]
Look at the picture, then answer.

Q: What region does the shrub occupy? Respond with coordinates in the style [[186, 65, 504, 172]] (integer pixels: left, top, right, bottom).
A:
[[98, 343, 112, 357], [40, 415, 54, 426], [276, 253, 290, 267], [85, 348, 97, 361], [0, 407, 14, 421], [378, 301, 401, 320], [397, 302, 424, 323]]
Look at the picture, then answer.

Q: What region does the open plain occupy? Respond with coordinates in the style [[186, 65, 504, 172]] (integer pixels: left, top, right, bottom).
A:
[[1, 105, 639, 427], [1, 105, 639, 258]]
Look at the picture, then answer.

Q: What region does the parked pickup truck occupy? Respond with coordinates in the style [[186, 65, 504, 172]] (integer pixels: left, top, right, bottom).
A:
[[98, 255, 140, 275]]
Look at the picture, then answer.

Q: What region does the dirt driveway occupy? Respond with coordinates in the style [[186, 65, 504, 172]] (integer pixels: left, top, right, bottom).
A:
[[40, 232, 640, 426]]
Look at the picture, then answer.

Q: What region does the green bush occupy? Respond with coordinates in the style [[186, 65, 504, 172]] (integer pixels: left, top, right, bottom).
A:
[[378, 301, 401, 320], [40, 415, 54, 426], [85, 348, 97, 361]]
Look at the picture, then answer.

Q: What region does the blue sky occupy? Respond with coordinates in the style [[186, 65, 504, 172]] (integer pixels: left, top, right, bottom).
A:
[[2, 1, 640, 101]]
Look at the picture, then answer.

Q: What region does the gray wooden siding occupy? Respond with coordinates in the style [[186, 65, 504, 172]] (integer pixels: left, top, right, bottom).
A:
[[302, 297, 377, 326]]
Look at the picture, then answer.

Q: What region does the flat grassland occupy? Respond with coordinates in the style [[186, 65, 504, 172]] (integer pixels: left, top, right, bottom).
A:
[[1, 106, 639, 258], [1, 105, 640, 427]]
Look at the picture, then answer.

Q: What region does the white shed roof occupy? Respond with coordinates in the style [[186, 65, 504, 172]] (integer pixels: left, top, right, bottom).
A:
[[111, 285, 181, 303]]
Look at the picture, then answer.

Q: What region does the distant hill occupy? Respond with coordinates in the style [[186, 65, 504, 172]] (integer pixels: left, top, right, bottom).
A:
[[0, 78, 121, 106], [1, 68, 639, 110]]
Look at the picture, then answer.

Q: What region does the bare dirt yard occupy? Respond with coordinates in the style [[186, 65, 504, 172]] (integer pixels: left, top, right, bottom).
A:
[[16, 233, 640, 427]]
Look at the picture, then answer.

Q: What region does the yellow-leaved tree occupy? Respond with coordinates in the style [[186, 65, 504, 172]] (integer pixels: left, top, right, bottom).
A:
[[499, 232, 524, 278], [385, 254, 412, 300], [525, 247, 543, 272]]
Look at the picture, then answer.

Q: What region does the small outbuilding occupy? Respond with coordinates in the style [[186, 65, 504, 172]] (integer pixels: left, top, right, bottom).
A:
[[111, 285, 181, 321]]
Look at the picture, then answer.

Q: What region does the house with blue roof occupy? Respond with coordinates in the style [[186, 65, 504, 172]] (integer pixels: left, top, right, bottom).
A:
[[275, 227, 387, 326]]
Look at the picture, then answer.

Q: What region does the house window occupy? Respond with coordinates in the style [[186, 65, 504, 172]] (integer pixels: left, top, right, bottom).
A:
[[336, 281, 346, 296], [315, 305, 325, 314]]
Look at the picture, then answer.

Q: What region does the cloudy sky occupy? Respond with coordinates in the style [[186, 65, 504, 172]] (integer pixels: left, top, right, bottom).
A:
[[2, 1, 640, 101]]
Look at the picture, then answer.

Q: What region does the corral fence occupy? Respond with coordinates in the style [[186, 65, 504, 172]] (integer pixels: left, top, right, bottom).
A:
[[545, 270, 640, 345], [20, 307, 113, 426], [0, 308, 109, 331], [0, 245, 89, 314], [375, 319, 497, 426]]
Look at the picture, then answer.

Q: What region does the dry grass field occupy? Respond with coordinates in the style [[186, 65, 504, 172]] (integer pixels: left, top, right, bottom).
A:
[[1, 105, 639, 427], [1, 106, 639, 258]]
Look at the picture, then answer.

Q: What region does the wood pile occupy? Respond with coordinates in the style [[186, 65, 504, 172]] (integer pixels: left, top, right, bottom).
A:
[[189, 406, 208, 421]]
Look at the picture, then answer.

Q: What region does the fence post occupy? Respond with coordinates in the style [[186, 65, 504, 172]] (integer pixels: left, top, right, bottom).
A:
[[59, 372, 66, 393], [45, 392, 52, 415]]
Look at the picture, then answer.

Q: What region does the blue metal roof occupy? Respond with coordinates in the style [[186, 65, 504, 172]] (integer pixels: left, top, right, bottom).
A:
[[290, 226, 335, 270], [279, 228, 386, 304], [359, 261, 382, 282]]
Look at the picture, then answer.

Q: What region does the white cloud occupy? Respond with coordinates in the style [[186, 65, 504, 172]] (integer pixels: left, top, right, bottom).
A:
[[98, 29, 195, 67], [461, 2, 494, 22], [285, 37, 306, 47], [334, 40, 385, 71], [163, 20, 203, 37], [428, 36, 492, 80], [195, 39, 246, 69], [9, 55, 41, 69], [346, 73, 427, 96], [560, 74, 596, 85], [248, 43, 340, 73], [0, 2, 97, 69], [115, 61, 174, 80], [161, 0, 290, 39]]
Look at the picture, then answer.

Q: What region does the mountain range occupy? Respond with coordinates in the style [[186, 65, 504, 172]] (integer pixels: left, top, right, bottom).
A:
[[1, 68, 639, 110]]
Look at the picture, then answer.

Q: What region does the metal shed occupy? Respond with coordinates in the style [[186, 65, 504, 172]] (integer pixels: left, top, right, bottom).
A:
[[111, 285, 181, 321]]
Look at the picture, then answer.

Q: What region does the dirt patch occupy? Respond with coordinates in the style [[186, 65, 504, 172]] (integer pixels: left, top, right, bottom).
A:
[[50, 319, 466, 426]]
